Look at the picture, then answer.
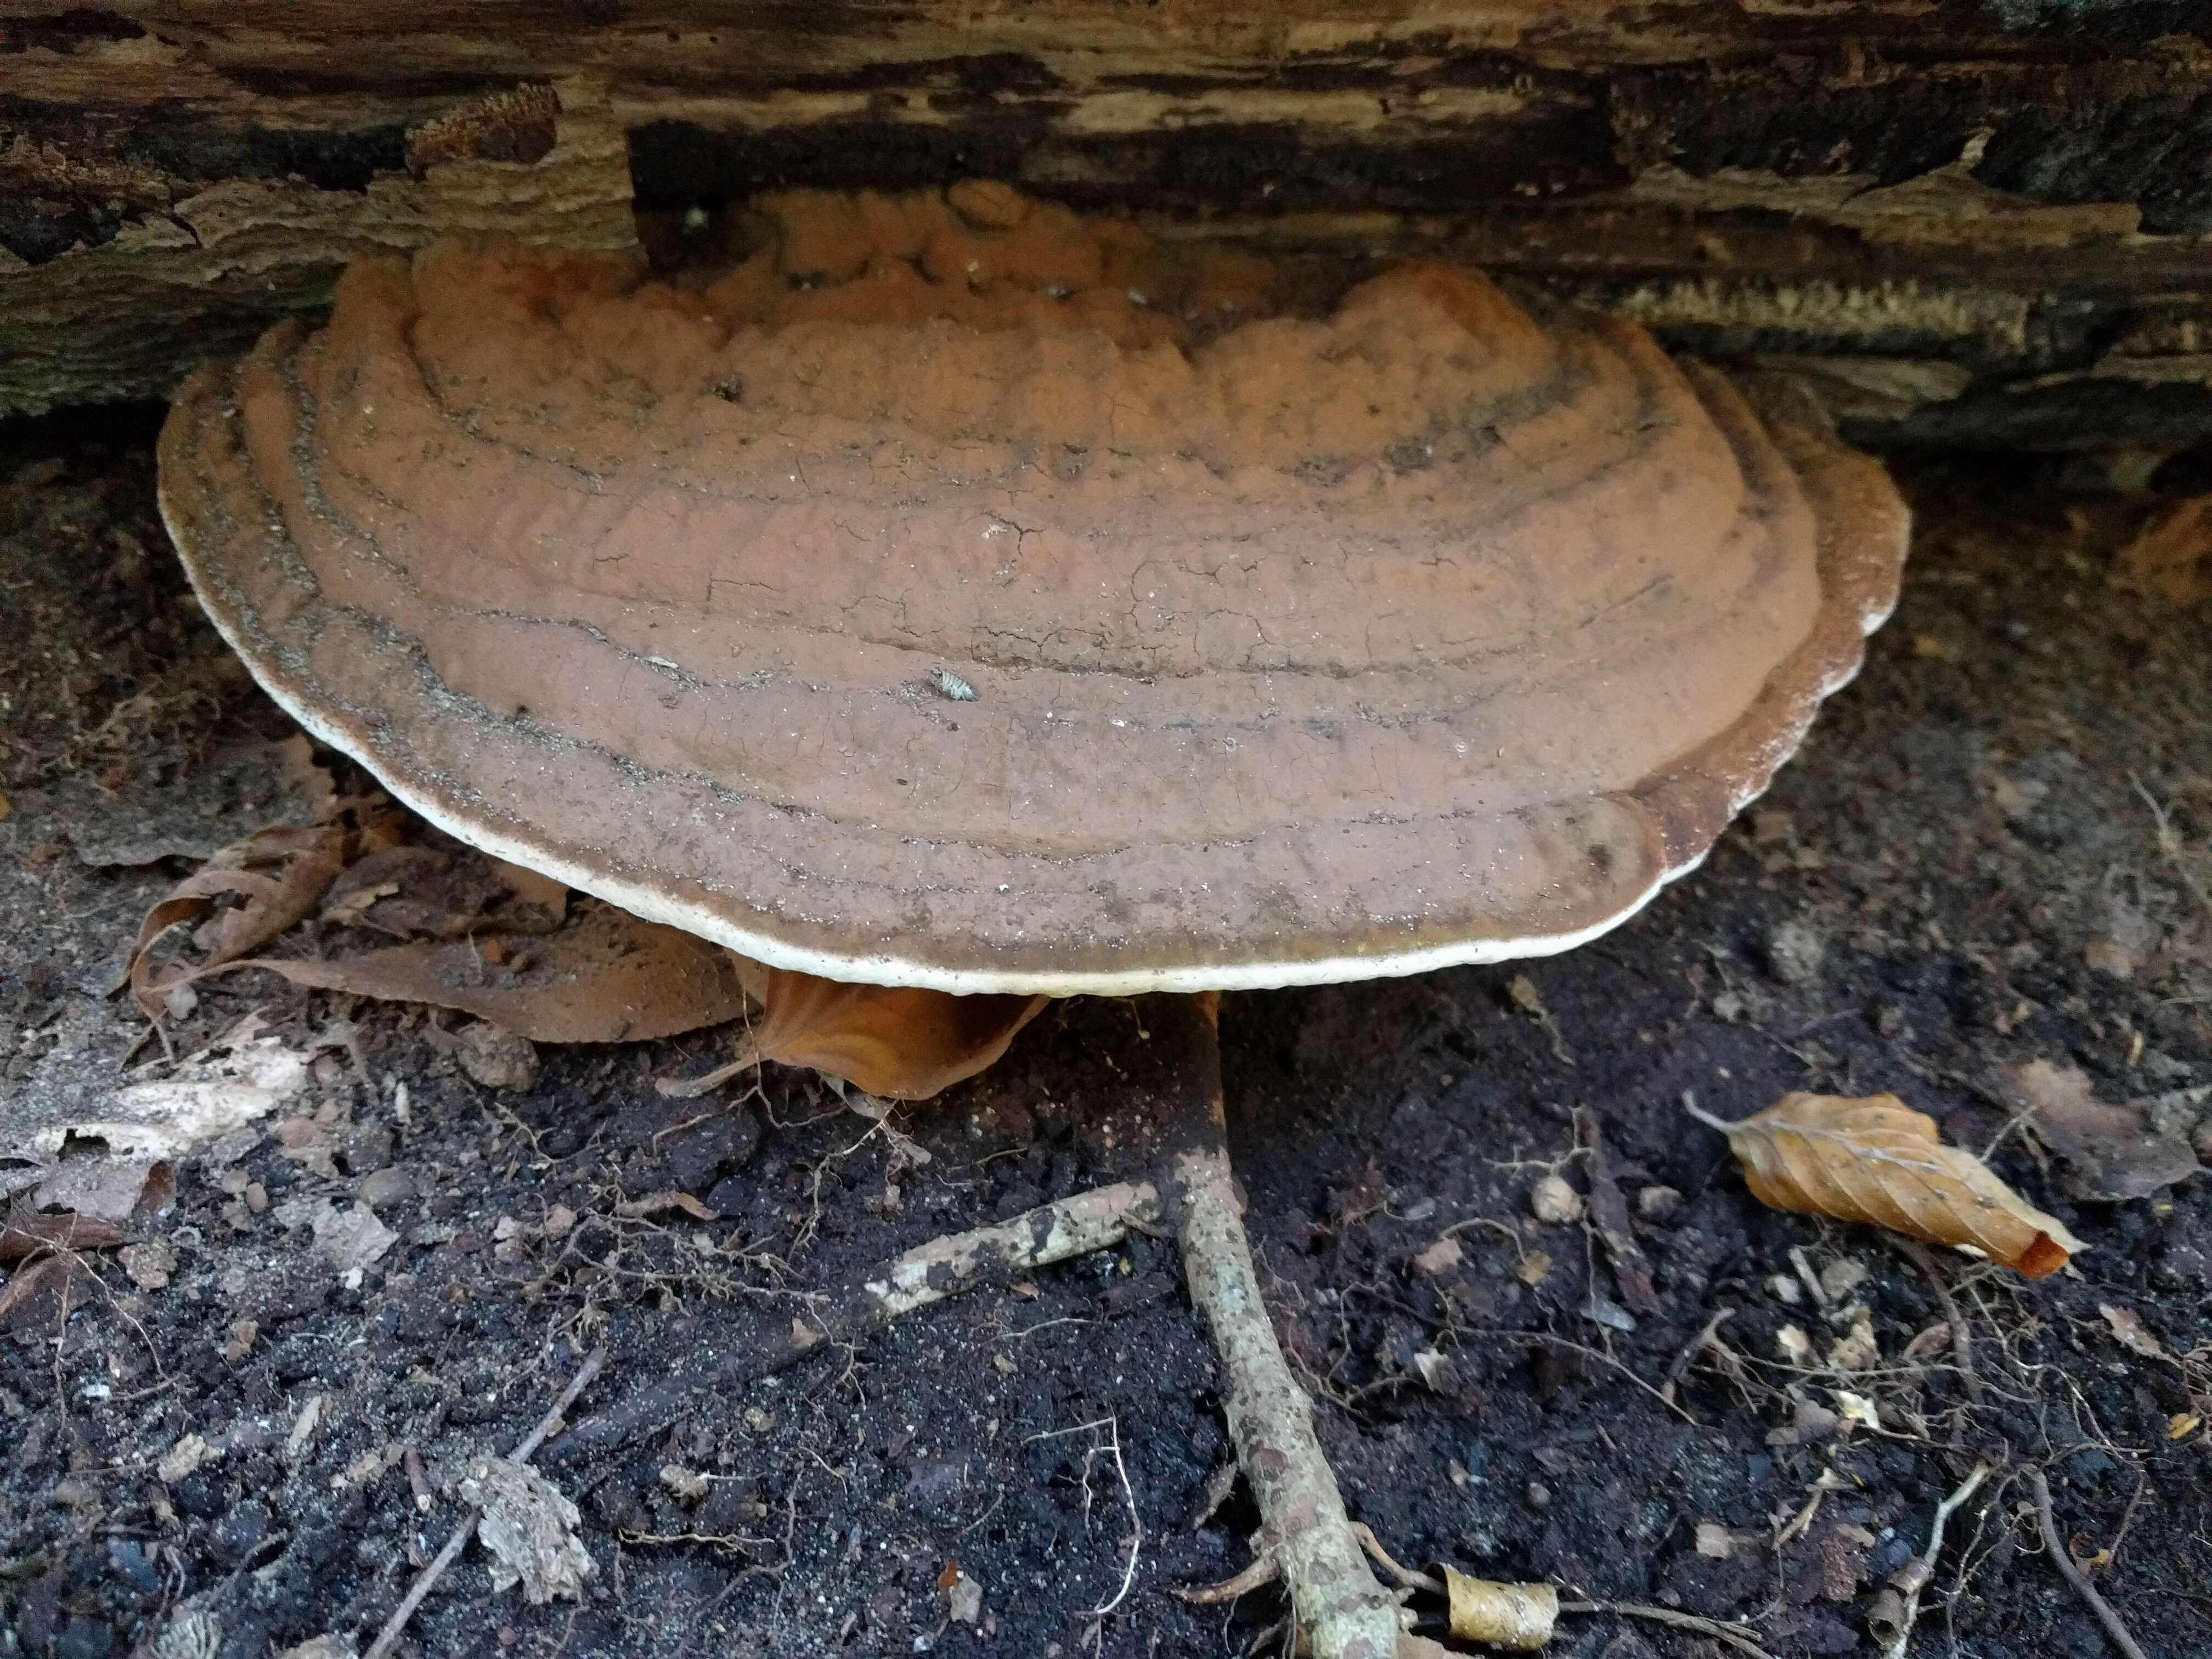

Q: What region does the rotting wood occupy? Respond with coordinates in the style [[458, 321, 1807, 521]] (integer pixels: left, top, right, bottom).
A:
[[1, 78, 638, 416], [5, 2, 2212, 448]]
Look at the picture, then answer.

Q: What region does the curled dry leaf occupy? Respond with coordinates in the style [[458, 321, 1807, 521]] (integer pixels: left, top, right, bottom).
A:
[[460, 1456, 595, 1604], [1441, 1566, 1558, 1650], [129, 825, 351, 1018], [663, 960, 1047, 1102], [126, 788, 584, 1025], [2114, 494, 2212, 607], [1690, 1092, 2085, 1278]]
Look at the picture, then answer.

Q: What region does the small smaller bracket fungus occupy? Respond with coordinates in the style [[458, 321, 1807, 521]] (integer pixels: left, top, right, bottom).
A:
[[158, 184, 1906, 996]]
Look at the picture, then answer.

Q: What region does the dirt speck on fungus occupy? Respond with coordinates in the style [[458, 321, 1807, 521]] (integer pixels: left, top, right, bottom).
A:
[[4, 427, 2212, 1656]]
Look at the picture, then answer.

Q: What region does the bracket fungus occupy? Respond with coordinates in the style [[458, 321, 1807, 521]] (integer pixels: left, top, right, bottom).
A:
[[159, 185, 1906, 1658]]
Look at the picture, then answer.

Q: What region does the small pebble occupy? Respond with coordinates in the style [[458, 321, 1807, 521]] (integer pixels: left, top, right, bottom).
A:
[[1767, 918, 1826, 985], [455, 1022, 540, 1092], [1523, 1481, 1551, 1511], [1530, 1174, 1582, 1225], [355, 1167, 415, 1209], [1636, 1184, 1682, 1222]]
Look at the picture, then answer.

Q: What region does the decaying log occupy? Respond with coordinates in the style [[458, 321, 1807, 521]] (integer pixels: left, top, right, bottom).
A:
[[4, 2, 2211, 451]]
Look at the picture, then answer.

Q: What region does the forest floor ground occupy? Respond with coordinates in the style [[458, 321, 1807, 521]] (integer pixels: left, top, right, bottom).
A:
[[2, 410, 2209, 1659]]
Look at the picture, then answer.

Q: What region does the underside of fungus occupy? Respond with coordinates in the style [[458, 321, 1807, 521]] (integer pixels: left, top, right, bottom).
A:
[[158, 184, 1906, 997], [158, 183, 1908, 1659]]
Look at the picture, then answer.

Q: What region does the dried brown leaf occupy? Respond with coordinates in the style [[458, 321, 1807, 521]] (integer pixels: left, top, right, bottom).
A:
[[724, 960, 1047, 1102], [615, 1190, 718, 1221], [2100, 1303, 2169, 1361], [2114, 495, 2212, 607], [178, 901, 747, 1043], [129, 825, 351, 1018], [1691, 1092, 2085, 1278], [1997, 1058, 2198, 1201], [0, 1252, 92, 1330]]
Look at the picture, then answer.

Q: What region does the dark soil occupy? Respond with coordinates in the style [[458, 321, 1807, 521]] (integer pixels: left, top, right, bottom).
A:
[[2, 415, 2209, 1659]]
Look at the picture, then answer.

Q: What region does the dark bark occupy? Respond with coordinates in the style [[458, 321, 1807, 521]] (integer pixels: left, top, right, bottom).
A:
[[3, 1, 2209, 449]]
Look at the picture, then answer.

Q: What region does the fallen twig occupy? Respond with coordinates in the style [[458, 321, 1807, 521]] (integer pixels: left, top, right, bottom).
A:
[[2028, 1468, 2149, 1659], [545, 1181, 1158, 1463], [364, 1346, 607, 1659], [1572, 1107, 1660, 1317], [1660, 1308, 1734, 1406], [1869, 1458, 1989, 1659]]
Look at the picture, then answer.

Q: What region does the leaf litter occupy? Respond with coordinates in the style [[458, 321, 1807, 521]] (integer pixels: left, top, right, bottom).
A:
[[123, 757, 746, 1045], [7, 453, 2208, 1659], [1996, 1057, 2199, 1201], [1690, 1091, 2086, 1277]]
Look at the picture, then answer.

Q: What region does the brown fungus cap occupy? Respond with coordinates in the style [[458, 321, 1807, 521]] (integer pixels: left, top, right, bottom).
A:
[[157, 187, 1906, 996]]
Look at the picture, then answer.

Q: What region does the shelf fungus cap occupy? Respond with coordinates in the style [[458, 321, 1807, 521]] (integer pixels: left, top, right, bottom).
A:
[[158, 193, 1906, 996]]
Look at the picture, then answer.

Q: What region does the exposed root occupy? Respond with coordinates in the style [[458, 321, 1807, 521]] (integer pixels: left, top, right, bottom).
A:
[[1026, 1415, 1144, 1617], [2028, 1468, 2150, 1659], [1869, 1459, 1990, 1659], [1149, 993, 1405, 1659], [1351, 1523, 1441, 1594], [1175, 1553, 1282, 1605], [1555, 1599, 1772, 1658]]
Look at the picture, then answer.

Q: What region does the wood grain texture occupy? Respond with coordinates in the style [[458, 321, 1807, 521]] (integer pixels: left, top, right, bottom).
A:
[[6, 1, 2210, 444]]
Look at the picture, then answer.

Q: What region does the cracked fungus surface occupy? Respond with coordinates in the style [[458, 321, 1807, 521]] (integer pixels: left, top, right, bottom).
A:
[[156, 184, 1908, 993]]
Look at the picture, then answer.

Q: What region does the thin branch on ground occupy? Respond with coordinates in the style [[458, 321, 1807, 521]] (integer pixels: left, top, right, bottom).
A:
[[544, 1181, 1158, 1464], [2028, 1468, 2149, 1659], [2100, 1468, 2151, 1575], [364, 1346, 608, 1659], [1873, 1458, 1990, 1659]]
